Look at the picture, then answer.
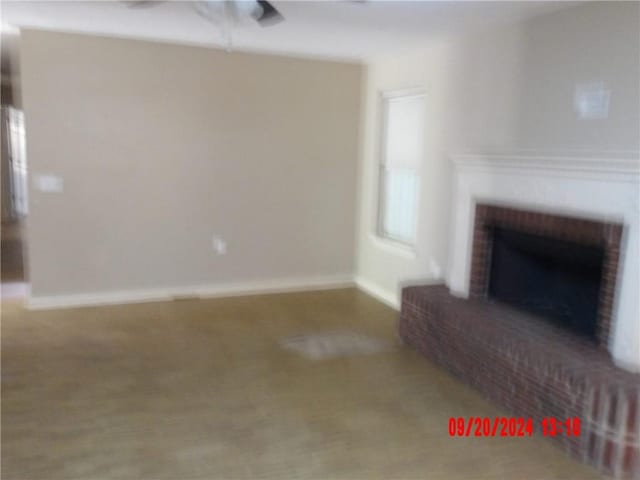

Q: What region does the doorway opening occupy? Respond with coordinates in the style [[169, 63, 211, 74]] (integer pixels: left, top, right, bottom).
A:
[[2, 105, 29, 300]]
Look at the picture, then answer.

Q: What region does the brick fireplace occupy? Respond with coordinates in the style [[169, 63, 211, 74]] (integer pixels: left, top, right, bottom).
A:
[[469, 203, 623, 349], [399, 153, 640, 478], [447, 152, 639, 371]]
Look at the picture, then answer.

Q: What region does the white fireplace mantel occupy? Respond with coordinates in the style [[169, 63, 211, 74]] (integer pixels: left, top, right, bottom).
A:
[[446, 152, 640, 372]]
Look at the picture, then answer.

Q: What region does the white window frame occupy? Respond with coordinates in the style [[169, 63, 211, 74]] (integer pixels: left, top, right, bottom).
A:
[[376, 88, 425, 248]]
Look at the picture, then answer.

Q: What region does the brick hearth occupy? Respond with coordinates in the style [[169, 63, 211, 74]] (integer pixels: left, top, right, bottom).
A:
[[399, 285, 640, 478]]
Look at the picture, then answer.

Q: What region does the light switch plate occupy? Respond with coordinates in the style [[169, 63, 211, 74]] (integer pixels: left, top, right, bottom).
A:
[[35, 174, 64, 193], [574, 82, 610, 120], [212, 235, 227, 255]]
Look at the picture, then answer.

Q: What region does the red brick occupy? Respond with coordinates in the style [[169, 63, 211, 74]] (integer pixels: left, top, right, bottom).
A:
[[623, 445, 640, 474], [399, 284, 640, 478]]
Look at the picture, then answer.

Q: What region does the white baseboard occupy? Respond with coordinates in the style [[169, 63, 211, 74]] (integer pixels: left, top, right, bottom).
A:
[[27, 275, 356, 310], [354, 276, 400, 310], [28, 274, 403, 311], [193, 275, 355, 299]]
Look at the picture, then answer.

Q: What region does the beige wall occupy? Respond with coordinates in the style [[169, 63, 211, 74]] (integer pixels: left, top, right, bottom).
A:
[[21, 29, 363, 297], [356, 1, 640, 306], [516, 1, 640, 151]]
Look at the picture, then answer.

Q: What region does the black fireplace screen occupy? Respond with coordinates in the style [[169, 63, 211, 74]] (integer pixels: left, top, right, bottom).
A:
[[488, 227, 605, 342]]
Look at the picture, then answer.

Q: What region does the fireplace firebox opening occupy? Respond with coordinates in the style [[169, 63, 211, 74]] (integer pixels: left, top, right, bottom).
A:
[[488, 226, 605, 342]]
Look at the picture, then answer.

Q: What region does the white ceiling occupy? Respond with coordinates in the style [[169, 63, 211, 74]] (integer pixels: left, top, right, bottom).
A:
[[2, 1, 577, 62]]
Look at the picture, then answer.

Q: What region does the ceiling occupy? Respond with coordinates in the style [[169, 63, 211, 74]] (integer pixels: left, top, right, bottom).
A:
[[2, 1, 577, 63]]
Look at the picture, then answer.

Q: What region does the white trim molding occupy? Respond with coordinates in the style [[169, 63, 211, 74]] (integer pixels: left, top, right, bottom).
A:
[[354, 276, 400, 310], [447, 151, 640, 373], [451, 152, 640, 180], [27, 275, 356, 310], [27, 274, 405, 314]]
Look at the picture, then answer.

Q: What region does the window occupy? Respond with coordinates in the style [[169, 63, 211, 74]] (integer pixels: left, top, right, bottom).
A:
[[377, 91, 424, 246]]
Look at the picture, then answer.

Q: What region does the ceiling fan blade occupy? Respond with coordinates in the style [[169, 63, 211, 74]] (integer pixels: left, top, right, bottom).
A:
[[253, 0, 284, 26]]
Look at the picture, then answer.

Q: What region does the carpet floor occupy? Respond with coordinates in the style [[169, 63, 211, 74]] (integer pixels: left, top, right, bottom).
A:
[[1, 288, 602, 479]]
